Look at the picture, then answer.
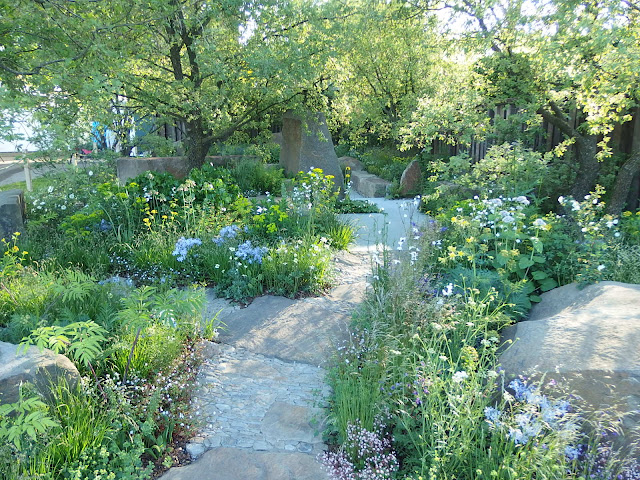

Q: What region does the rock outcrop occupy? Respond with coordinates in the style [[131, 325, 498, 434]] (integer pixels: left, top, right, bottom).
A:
[[0, 341, 80, 404], [399, 159, 422, 196], [499, 281, 640, 428]]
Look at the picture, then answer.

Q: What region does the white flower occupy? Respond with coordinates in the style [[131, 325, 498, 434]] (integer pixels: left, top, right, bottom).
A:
[[514, 195, 530, 205], [597, 265, 605, 271], [571, 200, 581, 211], [452, 371, 469, 383], [68, 193, 75, 199], [47, 186, 54, 193], [532, 218, 547, 228], [502, 215, 515, 223], [442, 283, 454, 297], [88, 170, 94, 176], [614, 232, 621, 237], [558, 196, 565, 204]]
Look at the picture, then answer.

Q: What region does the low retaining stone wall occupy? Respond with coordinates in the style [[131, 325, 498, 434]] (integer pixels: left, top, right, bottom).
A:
[[116, 156, 260, 182], [0, 189, 25, 240]]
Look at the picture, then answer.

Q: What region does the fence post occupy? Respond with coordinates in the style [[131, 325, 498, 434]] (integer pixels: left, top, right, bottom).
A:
[[23, 157, 32, 192]]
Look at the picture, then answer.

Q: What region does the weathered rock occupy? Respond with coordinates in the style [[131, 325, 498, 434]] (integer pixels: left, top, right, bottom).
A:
[[499, 282, 640, 429], [338, 156, 364, 172], [350, 170, 391, 197], [0, 189, 25, 241], [159, 448, 327, 480], [0, 341, 80, 405], [399, 158, 422, 196], [280, 111, 344, 189]]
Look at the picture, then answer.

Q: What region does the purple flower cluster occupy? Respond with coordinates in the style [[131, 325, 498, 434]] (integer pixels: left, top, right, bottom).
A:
[[322, 420, 398, 480]]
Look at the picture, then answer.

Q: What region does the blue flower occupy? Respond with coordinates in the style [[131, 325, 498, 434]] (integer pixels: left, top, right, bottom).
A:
[[172, 237, 202, 262], [213, 225, 240, 245], [235, 240, 268, 264]]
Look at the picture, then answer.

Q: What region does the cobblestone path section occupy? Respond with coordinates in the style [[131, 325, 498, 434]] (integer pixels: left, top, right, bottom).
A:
[[160, 198, 428, 480], [160, 252, 371, 480]]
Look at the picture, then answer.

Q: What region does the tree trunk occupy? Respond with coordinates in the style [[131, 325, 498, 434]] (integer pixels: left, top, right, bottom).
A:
[[184, 118, 213, 170], [571, 134, 600, 200], [538, 103, 599, 200], [608, 108, 640, 214]]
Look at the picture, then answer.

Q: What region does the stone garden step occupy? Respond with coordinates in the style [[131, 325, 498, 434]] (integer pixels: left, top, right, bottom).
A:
[[349, 170, 391, 197]]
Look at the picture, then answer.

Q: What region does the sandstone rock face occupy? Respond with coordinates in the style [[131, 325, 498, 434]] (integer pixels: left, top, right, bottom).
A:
[[0, 189, 25, 240], [280, 111, 344, 189], [499, 282, 640, 428], [0, 341, 80, 405], [399, 159, 422, 196]]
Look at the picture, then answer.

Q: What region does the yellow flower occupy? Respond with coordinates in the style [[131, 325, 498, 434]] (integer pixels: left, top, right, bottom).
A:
[[151, 209, 158, 214], [466, 236, 475, 243], [22, 251, 28, 255], [162, 215, 168, 220]]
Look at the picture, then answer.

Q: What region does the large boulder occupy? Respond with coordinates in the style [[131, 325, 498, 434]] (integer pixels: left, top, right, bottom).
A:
[[499, 282, 640, 428], [0, 189, 25, 240], [0, 341, 80, 405], [399, 159, 422, 196], [280, 111, 344, 189]]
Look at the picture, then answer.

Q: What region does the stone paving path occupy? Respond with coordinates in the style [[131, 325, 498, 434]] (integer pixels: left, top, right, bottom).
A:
[[160, 198, 428, 480]]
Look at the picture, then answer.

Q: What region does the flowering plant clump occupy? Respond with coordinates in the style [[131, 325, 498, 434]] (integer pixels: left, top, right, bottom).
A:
[[485, 378, 572, 446], [234, 240, 268, 265], [433, 194, 557, 314], [322, 419, 398, 480], [171, 237, 202, 262], [557, 186, 624, 283], [212, 225, 241, 246]]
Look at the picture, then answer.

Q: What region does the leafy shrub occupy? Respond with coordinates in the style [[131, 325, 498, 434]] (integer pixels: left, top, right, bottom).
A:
[[231, 158, 284, 195]]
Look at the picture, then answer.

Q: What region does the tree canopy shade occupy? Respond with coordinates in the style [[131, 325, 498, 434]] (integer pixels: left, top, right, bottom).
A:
[[397, 0, 640, 211], [1, 0, 639, 210], [0, 0, 348, 166]]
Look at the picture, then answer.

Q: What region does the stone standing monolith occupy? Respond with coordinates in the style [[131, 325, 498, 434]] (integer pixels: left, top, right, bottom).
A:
[[280, 111, 344, 189]]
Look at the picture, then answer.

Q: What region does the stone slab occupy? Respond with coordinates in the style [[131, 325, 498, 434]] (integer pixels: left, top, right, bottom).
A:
[[216, 294, 350, 366], [499, 282, 640, 434], [0, 189, 25, 240], [350, 170, 390, 197], [159, 448, 327, 480], [261, 401, 324, 445]]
